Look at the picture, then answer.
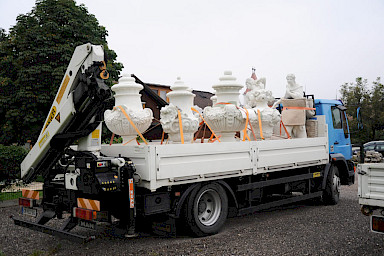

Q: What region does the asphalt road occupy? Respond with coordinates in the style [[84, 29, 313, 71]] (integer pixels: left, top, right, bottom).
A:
[[1, 177, 384, 256]]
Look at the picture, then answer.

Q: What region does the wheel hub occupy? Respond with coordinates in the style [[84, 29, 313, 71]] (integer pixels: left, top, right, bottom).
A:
[[333, 174, 341, 193], [196, 189, 221, 226]]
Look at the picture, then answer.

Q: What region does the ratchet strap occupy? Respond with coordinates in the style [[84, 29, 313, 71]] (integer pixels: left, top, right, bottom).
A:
[[241, 108, 251, 141], [280, 120, 291, 139], [161, 131, 165, 145], [283, 107, 315, 111], [257, 110, 264, 140], [109, 133, 115, 146]]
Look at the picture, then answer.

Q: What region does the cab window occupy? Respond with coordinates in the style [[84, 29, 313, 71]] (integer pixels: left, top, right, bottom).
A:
[[331, 106, 349, 138], [331, 107, 342, 129]]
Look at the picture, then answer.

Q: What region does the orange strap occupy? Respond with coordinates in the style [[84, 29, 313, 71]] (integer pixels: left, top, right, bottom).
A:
[[210, 135, 221, 143], [191, 107, 221, 143], [280, 120, 291, 139], [201, 124, 207, 143], [241, 108, 251, 142], [117, 106, 148, 145], [177, 109, 184, 144], [217, 102, 252, 141], [283, 107, 315, 111], [109, 133, 115, 146], [161, 131, 165, 145], [257, 110, 264, 140], [123, 137, 138, 146]]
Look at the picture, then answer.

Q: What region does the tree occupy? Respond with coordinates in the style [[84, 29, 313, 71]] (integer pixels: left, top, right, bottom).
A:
[[340, 77, 384, 143], [0, 0, 123, 145]]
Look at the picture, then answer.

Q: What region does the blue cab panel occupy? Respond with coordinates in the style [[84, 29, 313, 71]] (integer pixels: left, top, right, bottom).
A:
[[314, 99, 352, 160]]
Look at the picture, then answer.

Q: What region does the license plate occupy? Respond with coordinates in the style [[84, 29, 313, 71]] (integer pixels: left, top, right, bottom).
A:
[[21, 207, 37, 217], [78, 219, 96, 230]]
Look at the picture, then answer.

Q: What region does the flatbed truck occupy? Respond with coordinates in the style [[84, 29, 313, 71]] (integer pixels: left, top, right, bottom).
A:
[[12, 43, 355, 242]]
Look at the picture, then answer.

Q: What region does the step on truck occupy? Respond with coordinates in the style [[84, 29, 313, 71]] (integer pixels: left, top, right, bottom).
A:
[[12, 43, 355, 242]]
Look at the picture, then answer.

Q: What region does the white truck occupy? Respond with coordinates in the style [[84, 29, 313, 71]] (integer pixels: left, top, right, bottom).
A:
[[12, 44, 355, 242], [358, 163, 384, 234]]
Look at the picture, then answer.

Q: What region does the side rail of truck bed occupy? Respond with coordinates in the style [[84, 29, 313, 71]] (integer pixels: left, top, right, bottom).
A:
[[102, 137, 329, 191]]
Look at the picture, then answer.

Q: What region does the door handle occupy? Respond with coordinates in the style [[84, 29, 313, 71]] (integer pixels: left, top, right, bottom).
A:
[[334, 141, 339, 145]]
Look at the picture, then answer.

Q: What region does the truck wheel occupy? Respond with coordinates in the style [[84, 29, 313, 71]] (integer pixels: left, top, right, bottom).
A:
[[184, 183, 228, 237], [323, 165, 340, 205]]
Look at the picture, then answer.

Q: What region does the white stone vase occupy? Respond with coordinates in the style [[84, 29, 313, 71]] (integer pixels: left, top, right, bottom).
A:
[[104, 74, 153, 144], [160, 77, 199, 143], [203, 71, 246, 142]]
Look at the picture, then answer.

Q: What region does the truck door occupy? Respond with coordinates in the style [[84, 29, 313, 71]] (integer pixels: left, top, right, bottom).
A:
[[330, 105, 352, 160]]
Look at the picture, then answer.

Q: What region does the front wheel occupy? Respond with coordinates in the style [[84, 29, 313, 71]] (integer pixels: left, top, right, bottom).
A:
[[184, 183, 228, 237], [323, 165, 340, 205]]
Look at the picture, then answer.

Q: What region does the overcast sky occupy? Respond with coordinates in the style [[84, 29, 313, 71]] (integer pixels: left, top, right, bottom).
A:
[[1, 0, 383, 100]]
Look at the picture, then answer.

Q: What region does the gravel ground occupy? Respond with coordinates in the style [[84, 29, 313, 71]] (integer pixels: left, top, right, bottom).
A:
[[1, 177, 384, 256]]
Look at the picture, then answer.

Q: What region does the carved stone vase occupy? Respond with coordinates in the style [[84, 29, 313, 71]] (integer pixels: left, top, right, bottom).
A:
[[203, 71, 246, 142], [247, 89, 280, 140], [104, 74, 153, 144], [160, 77, 199, 143]]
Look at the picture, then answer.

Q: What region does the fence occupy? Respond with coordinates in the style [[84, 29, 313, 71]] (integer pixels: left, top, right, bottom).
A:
[[0, 181, 43, 202]]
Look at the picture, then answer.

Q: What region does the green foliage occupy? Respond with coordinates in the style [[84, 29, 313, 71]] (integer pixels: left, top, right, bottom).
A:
[[0, 0, 123, 145], [340, 77, 384, 144], [0, 191, 43, 201], [0, 145, 28, 181]]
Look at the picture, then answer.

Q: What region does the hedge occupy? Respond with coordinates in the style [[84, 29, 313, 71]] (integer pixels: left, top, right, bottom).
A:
[[0, 145, 28, 182]]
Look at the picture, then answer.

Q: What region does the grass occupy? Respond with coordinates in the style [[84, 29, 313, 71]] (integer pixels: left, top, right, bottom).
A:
[[0, 191, 43, 201]]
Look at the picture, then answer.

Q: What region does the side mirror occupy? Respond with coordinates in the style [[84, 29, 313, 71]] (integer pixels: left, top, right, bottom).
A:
[[357, 107, 363, 130]]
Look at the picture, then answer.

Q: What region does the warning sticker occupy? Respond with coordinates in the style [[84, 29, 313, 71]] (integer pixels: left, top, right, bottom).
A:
[[39, 131, 50, 148], [55, 113, 60, 123], [43, 106, 56, 132]]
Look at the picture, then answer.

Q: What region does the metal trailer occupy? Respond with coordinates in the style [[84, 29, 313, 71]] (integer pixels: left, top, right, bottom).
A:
[[358, 163, 384, 234]]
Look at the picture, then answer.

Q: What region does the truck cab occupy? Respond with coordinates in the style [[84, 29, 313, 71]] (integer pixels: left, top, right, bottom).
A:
[[315, 99, 355, 184]]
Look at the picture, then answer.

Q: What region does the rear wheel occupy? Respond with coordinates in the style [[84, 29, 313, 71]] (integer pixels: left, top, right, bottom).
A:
[[184, 183, 228, 237], [323, 165, 340, 205]]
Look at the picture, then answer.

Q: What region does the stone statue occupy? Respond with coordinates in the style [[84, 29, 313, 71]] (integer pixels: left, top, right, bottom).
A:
[[272, 74, 303, 108], [244, 77, 266, 108], [272, 74, 307, 138]]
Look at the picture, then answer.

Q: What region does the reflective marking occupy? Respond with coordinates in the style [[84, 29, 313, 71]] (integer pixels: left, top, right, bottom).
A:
[[56, 75, 70, 104], [38, 131, 50, 148], [77, 198, 100, 211], [22, 189, 39, 200], [129, 179, 134, 208]]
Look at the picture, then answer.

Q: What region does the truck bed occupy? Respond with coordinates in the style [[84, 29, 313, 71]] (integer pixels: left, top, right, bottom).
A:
[[101, 135, 329, 191]]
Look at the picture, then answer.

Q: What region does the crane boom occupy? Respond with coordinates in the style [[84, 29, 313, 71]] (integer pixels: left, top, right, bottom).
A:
[[21, 43, 112, 183]]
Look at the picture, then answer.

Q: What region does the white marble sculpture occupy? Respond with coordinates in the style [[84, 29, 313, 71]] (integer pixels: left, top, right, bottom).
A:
[[272, 74, 307, 138], [104, 74, 153, 144], [160, 77, 199, 143], [244, 77, 266, 108], [203, 71, 246, 142], [245, 77, 280, 140]]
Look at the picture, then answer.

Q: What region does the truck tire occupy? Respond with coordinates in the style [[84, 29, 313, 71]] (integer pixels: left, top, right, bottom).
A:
[[184, 183, 228, 237], [323, 165, 340, 205]]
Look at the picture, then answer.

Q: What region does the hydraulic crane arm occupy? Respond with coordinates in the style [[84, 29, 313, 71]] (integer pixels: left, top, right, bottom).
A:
[[21, 43, 113, 183]]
